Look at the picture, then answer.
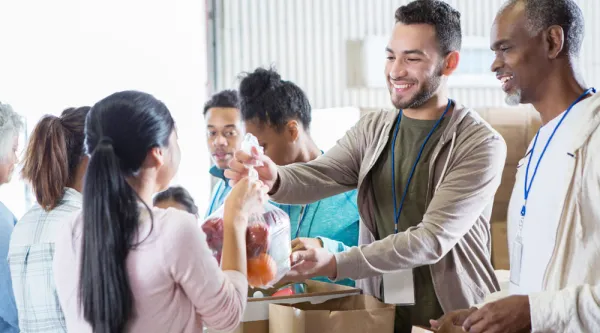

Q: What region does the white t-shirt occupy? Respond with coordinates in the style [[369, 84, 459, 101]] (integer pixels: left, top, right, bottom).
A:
[[507, 99, 591, 295]]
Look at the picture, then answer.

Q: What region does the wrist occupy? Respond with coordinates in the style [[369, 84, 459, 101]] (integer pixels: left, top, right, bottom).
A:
[[326, 254, 338, 280], [268, 172, 281, 195], [224, 214, 248, 231], [224, 199, 248, 218]]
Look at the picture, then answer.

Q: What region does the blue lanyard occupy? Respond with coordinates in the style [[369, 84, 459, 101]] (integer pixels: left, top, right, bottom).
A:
[[391, 99, 453, 233], [521, 87, 596, 218]]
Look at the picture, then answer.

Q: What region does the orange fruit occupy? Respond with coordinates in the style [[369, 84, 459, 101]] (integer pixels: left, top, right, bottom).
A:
[[247, 253, 276, 287]]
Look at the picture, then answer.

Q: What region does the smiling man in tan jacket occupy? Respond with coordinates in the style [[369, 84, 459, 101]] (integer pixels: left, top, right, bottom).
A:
[[432, 1, 600, 332], [225, 1, 507, 332]]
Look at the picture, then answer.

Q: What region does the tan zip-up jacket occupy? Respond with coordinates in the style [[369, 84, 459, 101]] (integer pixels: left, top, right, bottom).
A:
[[271, 103, 507, 312]]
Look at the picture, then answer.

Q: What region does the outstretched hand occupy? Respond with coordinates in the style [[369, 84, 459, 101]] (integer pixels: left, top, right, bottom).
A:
[[430, 308, 477, 332], [278, 248, 337, 284], [460, 295, 531, 333]]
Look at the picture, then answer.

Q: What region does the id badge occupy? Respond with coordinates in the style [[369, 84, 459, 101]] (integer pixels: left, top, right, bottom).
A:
[[383, 269, 415, 305], [510, 237, 523, 286]]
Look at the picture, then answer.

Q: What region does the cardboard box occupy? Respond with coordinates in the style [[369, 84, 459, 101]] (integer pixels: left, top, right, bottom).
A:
[[491, 221, 509, 270], [207, 280, 361, 333], [269, 294, 395, 333]]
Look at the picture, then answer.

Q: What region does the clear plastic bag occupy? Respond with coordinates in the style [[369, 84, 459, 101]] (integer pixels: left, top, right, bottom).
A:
[[202, 134, 291, 288]]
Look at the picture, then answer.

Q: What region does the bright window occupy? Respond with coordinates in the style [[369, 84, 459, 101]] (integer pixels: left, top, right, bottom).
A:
[[448, 36, 500, 88], [0, 0, 211, 218], [311, 107, 361, 152]]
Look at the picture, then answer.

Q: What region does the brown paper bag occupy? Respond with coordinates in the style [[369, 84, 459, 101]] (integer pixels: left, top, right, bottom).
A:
[[269, 294, 395, 333]]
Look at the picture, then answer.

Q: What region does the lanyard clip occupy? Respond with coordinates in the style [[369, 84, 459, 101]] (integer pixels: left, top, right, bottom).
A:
[[520, 204, 526, 217]]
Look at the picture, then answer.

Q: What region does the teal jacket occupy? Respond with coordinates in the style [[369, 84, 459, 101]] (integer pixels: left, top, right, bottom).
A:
[[271, 189, 359, 287]]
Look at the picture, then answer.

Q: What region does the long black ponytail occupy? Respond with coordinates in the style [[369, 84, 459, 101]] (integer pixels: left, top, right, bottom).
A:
[[80, 91, 174, 333]]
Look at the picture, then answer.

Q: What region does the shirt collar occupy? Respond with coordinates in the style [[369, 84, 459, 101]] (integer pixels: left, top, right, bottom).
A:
[[62, 188, 83, 204], [209, 165, 227, 182]]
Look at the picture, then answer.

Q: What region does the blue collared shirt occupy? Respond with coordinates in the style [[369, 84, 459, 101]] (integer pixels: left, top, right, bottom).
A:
[[0, 201, 19, 333], [205, 165, 232, 218]]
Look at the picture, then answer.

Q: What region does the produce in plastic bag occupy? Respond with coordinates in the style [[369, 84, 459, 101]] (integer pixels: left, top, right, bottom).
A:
[[201, 134, 291, 288]]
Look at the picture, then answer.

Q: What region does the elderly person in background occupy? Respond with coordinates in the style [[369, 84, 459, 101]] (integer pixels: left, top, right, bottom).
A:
[[0, 102, 24, 333]]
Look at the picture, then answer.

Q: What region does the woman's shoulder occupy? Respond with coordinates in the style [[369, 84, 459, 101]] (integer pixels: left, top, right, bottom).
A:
[[151, 206, 198, 223], [146, 207, 207, 259], [52, 212, 83, 259], [150, 207, 201, 238]]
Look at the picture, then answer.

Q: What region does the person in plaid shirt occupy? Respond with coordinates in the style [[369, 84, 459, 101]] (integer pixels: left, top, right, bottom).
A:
[[8, 106, 90, 332]]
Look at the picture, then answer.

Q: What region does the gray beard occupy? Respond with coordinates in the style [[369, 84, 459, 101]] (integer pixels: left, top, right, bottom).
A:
[[505, 89, 522, 106]]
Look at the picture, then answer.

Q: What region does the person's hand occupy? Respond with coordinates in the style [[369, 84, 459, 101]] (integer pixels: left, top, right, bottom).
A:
[[291, 237, 323, 252], [431, 323, 467, 333], [430, 308, 477, 332], [224, 177, 269, 225], [461, 295, 531, 333], [224, 147, 279, 191], [279, 248, 337, 284]]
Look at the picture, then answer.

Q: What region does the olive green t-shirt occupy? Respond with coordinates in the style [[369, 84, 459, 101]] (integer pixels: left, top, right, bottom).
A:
[[371, 113, 448, 333]]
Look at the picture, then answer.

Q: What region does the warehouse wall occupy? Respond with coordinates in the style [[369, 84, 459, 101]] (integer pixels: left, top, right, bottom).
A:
[[211, 0, 600, 109]]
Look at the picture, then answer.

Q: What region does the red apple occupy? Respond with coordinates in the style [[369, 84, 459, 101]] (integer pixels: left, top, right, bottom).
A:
[[246, 222, 269, 258], [202, 217, 224, 250]]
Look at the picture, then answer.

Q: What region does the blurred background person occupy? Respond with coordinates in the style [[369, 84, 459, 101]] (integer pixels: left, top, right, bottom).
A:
[[154, 186, 199, 218], [238, 67, 360, 287], [8, 106, 90, 333], [204, 90, 244, 217]]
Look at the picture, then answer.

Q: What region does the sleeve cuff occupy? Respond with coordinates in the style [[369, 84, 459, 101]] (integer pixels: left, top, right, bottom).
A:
[[317, 236, 348, 254], [270, 167, 289, 202], [529, 291, 566, 332], [333, 248, 360, 281]]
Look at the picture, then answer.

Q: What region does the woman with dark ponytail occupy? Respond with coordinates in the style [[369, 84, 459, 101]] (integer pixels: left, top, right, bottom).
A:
[[53, 91, 265, 333], [8, 106, 90, 332]]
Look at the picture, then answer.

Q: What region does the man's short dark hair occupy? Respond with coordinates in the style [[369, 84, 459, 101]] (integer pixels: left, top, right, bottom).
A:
[[238, 67, 311, 131], [395, 0, 462, 55], [153, 186, 199, 216], [502, 0, 584, 57], [203, 89, 239, 115]]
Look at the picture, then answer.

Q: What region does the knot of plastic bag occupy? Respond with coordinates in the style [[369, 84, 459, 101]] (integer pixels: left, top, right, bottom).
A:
[[241, 133, 264, 168]]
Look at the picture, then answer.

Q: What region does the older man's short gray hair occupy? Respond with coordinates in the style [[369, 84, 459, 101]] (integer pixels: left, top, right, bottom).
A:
[[0, 102, 24, 162], [501, 0, 584, 58]]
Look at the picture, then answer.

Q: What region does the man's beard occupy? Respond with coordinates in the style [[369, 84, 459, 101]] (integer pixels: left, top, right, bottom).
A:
[[505, 89, 522, 106], [390, 66, 443, 110]]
